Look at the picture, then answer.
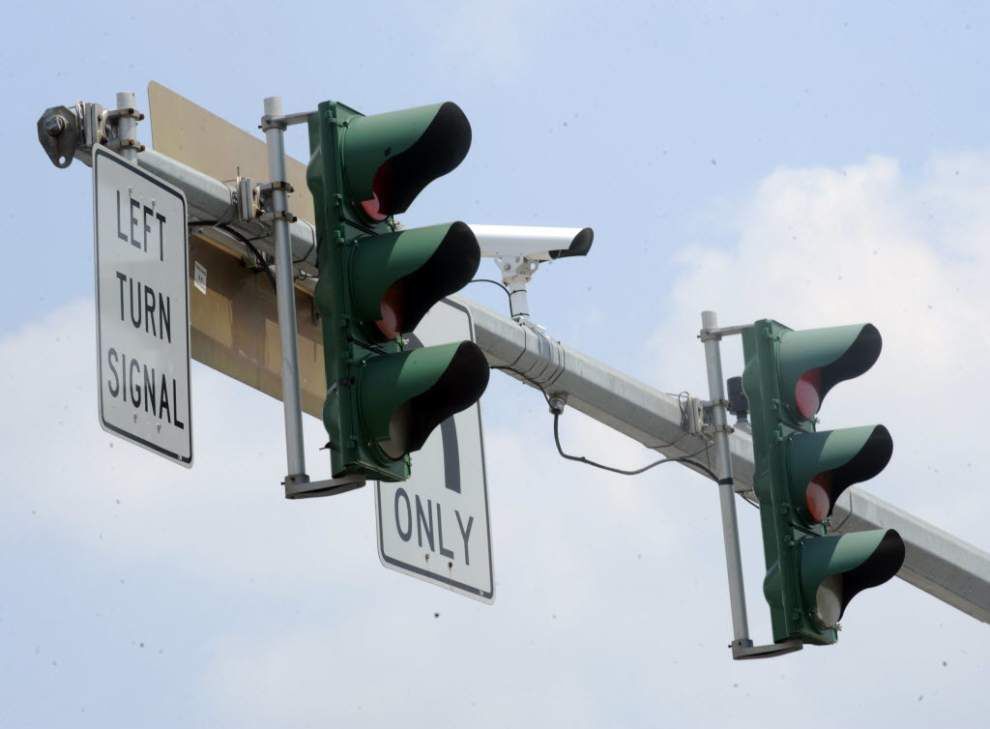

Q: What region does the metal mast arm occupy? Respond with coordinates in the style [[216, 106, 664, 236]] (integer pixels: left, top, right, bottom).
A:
[[37, 101, 990, 626]]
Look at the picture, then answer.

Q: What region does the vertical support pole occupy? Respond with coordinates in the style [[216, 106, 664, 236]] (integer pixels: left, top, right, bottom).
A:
[[495, 256, 532, 321], [508, 284, 530, 321], [701, 310, 753, 652], [116, 91, 138, 163], [264, 96, 309, 487]]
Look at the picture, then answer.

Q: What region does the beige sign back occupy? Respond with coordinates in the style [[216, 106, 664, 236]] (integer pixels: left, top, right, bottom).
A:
[[147, 81, 325, 418], [148, 81, 314, 223]]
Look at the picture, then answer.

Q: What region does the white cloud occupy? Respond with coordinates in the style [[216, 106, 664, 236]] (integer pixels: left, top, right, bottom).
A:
[[0, 299, 379, 592], [400, 0, 534, 81], [3, 152, 990, 727], [649, 153, 990, 541]]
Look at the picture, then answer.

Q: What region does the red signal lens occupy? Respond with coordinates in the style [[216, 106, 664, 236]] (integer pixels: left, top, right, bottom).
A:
[[795, 369, 822, 419], [360, 192, 387, 222], [376, 282, 405, 340], [806, 474, 831, 523], [360, 162, 394, 222]]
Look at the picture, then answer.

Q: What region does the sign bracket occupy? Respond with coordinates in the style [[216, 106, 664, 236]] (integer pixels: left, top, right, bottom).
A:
[[260, 97, 326, 497], [701, 309, 802, 660]]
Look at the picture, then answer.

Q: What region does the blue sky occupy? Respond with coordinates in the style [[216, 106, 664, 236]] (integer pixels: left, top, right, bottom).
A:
[[3, 2, 990, 727]]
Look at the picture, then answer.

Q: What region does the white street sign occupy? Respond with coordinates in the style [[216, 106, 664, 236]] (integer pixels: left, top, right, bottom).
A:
[[92, 146, 193, 465], [375, 299, 494, 602]]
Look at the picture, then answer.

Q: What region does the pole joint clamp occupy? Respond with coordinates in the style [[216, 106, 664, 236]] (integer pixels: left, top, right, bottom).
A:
[[260, 110, 315, 132], [259, 180, 294, 194], [258, 210, 298, 224]]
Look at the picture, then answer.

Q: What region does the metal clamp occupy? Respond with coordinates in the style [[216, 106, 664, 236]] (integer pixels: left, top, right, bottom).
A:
[[236, 177, 259, 221], [110, 93, 144, 163], [37, 105, 81, 168], [108, 137, 146, 154], [502, 321, 567, 391], [259, 180, 295, 194], [257, 180, 298, 224], [259, 110, 314, 132], [259, 210, 298, 224], [698, 323, 751, 342], [284, 473, 366, 500], [548, 393, 568, 415], [106, 107, 145, 123], [731, 638, 803, 660], [495, 255, 539, 320], [685, 396, 735, 437]]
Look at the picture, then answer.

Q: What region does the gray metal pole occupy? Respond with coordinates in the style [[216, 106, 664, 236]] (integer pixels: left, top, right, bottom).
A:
[[508, 285, 530, 320], [263, 96, 308, 485], [115, 92, 138, 163], [701, 310, 752, 649]]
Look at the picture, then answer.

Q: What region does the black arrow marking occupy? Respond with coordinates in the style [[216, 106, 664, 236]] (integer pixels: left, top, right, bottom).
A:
[[407, 333, 461, 494]]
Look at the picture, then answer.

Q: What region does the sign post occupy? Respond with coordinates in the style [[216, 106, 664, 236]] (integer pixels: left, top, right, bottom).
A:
[[92, 145, 193, 465], [375, 300, 494, 602]]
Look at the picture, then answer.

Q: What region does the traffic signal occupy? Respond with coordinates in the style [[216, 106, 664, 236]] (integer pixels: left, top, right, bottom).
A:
[[742, 320, 905, 645], [307, 101, 490, 483]]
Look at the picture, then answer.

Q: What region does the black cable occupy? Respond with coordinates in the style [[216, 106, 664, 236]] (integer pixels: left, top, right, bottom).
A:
[[351, 336, 391, 357], [490, 365, 553, 407], [189, 220, 276, 289], [552, 412, 716, 479], [224, 226, 277, 289], [468, 278, 512, 305], [294, 229, 317, 264], [741, 494, 761, 511], [678, 459, 719, 482]]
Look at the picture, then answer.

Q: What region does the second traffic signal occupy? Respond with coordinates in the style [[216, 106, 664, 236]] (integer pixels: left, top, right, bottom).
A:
[[307, 101, 489, 483], [742, 320, 905, 646]]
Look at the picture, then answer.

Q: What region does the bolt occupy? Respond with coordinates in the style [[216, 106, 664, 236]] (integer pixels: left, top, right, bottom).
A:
[[44, 114, 65, 137]]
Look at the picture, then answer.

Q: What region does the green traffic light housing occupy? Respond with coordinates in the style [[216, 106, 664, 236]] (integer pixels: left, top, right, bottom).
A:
[[800, 529, 905, 629], [339, 102, 471, 221], [360, 342, 489, 460], [788, 425, 893, 523], [777, 323, 882, 420], [308, 99, 489, 483], [350, 222, 481, 341], [743, 319, 903, 646]]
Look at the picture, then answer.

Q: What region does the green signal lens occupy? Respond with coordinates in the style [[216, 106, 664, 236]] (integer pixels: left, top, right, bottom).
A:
[[815, 574, 843, 628], [802, 529, 905, 621], [382, 402, 413, 460]]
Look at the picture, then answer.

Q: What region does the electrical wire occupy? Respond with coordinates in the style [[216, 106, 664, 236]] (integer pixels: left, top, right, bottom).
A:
[[552, 411, 717, 480], [490, 365, 553, 407], [741, 494, 761, 511], [490, 343, 710, 478], [293, 227, 317, 265], [351, 336, 391, 357], [468, 278, 513, 306], [188, 220, 276, 289]]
